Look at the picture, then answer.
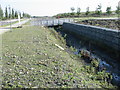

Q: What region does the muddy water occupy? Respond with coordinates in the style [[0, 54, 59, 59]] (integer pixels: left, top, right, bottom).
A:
[[53, 26, 120, 86]]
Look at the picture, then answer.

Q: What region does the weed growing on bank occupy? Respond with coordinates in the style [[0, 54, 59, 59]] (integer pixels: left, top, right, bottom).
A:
[[2, 26, 118, 88]]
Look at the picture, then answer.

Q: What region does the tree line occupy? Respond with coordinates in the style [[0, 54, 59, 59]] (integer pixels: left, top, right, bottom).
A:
[[0, 5, 31, 20], [55, 4, 120, 18]]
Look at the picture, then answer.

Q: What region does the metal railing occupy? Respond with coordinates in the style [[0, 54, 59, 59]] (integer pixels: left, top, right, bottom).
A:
[[31, 18, 74, 26]]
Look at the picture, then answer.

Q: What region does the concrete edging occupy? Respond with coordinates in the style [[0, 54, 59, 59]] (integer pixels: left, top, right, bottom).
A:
[[62, 22, 120, 51]]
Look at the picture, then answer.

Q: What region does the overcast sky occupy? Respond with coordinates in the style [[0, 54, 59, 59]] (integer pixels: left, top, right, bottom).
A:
[[0, 0, 120, 16]]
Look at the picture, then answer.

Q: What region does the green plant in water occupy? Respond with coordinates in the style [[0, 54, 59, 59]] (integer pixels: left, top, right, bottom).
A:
[[70, 46, 76, 52], [95, 70, 112, 82], [91, 58, 99, 68]]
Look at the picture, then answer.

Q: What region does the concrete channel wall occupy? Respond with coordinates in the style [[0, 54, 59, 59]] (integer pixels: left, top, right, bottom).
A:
[[63, 22, 120, 51]]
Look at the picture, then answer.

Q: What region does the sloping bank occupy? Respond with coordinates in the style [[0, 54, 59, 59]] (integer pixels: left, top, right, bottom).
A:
[[2, 26, 117, 88], [62, 22, 120, 61]]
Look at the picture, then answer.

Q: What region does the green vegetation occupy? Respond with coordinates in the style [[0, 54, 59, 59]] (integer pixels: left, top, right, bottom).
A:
[[22, 20, 31, 26], [5, 7, 8, 19], [0, 5, 31, 20], [95, 4, 102, 15], [77, 8, 81, 16], [54, 4, 120, 18], [106, 7, 112, 15], [75, 18, 120, 30], [0, 19, 25, 28], [0, 21, 18, 28], [23, 12, 31, 18], [116, 6, 120, 15], [73, 16, 118, 22], [0, 5, 3, 20], [54, 11, 118, 18], [71, 7, 75, 13], [12, 8, 15, 19], [85, 7, 90, 16], [14, 11, 18, 19], [1, 25, 118, 88]]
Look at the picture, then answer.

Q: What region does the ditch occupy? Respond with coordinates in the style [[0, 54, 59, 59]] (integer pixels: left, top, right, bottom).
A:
[[50, 26, 120, 87]]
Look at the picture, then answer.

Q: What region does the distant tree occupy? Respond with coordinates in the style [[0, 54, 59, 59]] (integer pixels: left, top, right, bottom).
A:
[[71, 7, 75, 15], [23, 13, 31, 18], [71, 7, 75, 12], [116, 6, 120, 15], [8, 6, 11, 19], [5, 7, 8, 19], [85, 7, 90, 15], [23, 12, 25, 17], [15, 11, 18, 18], [12, 9, 14, 18], [95, 4, 102, 15], [19, 12, 21, 18], [26, 13, 31, 18], [106, 6, 112, 15], [77, 7, 81, 16], [0, 5, 3, 19]]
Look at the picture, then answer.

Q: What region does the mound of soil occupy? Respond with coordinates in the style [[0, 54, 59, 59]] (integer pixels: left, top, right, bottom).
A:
[[76, 19, 120, 30]]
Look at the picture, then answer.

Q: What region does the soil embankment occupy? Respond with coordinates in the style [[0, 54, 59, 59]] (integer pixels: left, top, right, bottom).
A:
[[76, 19, 120, 30]]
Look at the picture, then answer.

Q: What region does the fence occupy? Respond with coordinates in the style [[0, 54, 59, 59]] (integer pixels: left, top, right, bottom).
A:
[[31, 18, 74, 26]]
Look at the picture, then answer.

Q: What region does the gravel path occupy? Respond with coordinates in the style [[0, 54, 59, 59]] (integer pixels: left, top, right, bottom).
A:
[[0, 19, 29, 35]]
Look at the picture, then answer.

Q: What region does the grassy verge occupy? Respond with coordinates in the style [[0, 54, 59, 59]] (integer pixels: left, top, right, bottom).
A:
[[0, 19, 25, 28], [72, 16, 118, 22], [1, 26, 117, 88], [0, 21, 18, 28], [22, 20, 31, 26]]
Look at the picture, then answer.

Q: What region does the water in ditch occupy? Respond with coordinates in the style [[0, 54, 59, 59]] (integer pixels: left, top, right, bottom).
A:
[[52, 26, 120, 86]]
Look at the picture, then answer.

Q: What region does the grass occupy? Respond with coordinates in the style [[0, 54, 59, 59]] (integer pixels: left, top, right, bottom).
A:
[[1, 25, 118, 88], [72, 15, 118, 22], [0, 19, 26, 28], [0, 20, 20, 28], [22, 20, 31, 26]]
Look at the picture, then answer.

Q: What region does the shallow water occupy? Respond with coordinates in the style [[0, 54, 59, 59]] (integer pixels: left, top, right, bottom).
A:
[[75, 49, 120, 86]]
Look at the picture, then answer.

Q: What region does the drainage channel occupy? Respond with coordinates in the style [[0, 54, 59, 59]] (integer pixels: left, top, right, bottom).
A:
[[50, 26, 120, 86]]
